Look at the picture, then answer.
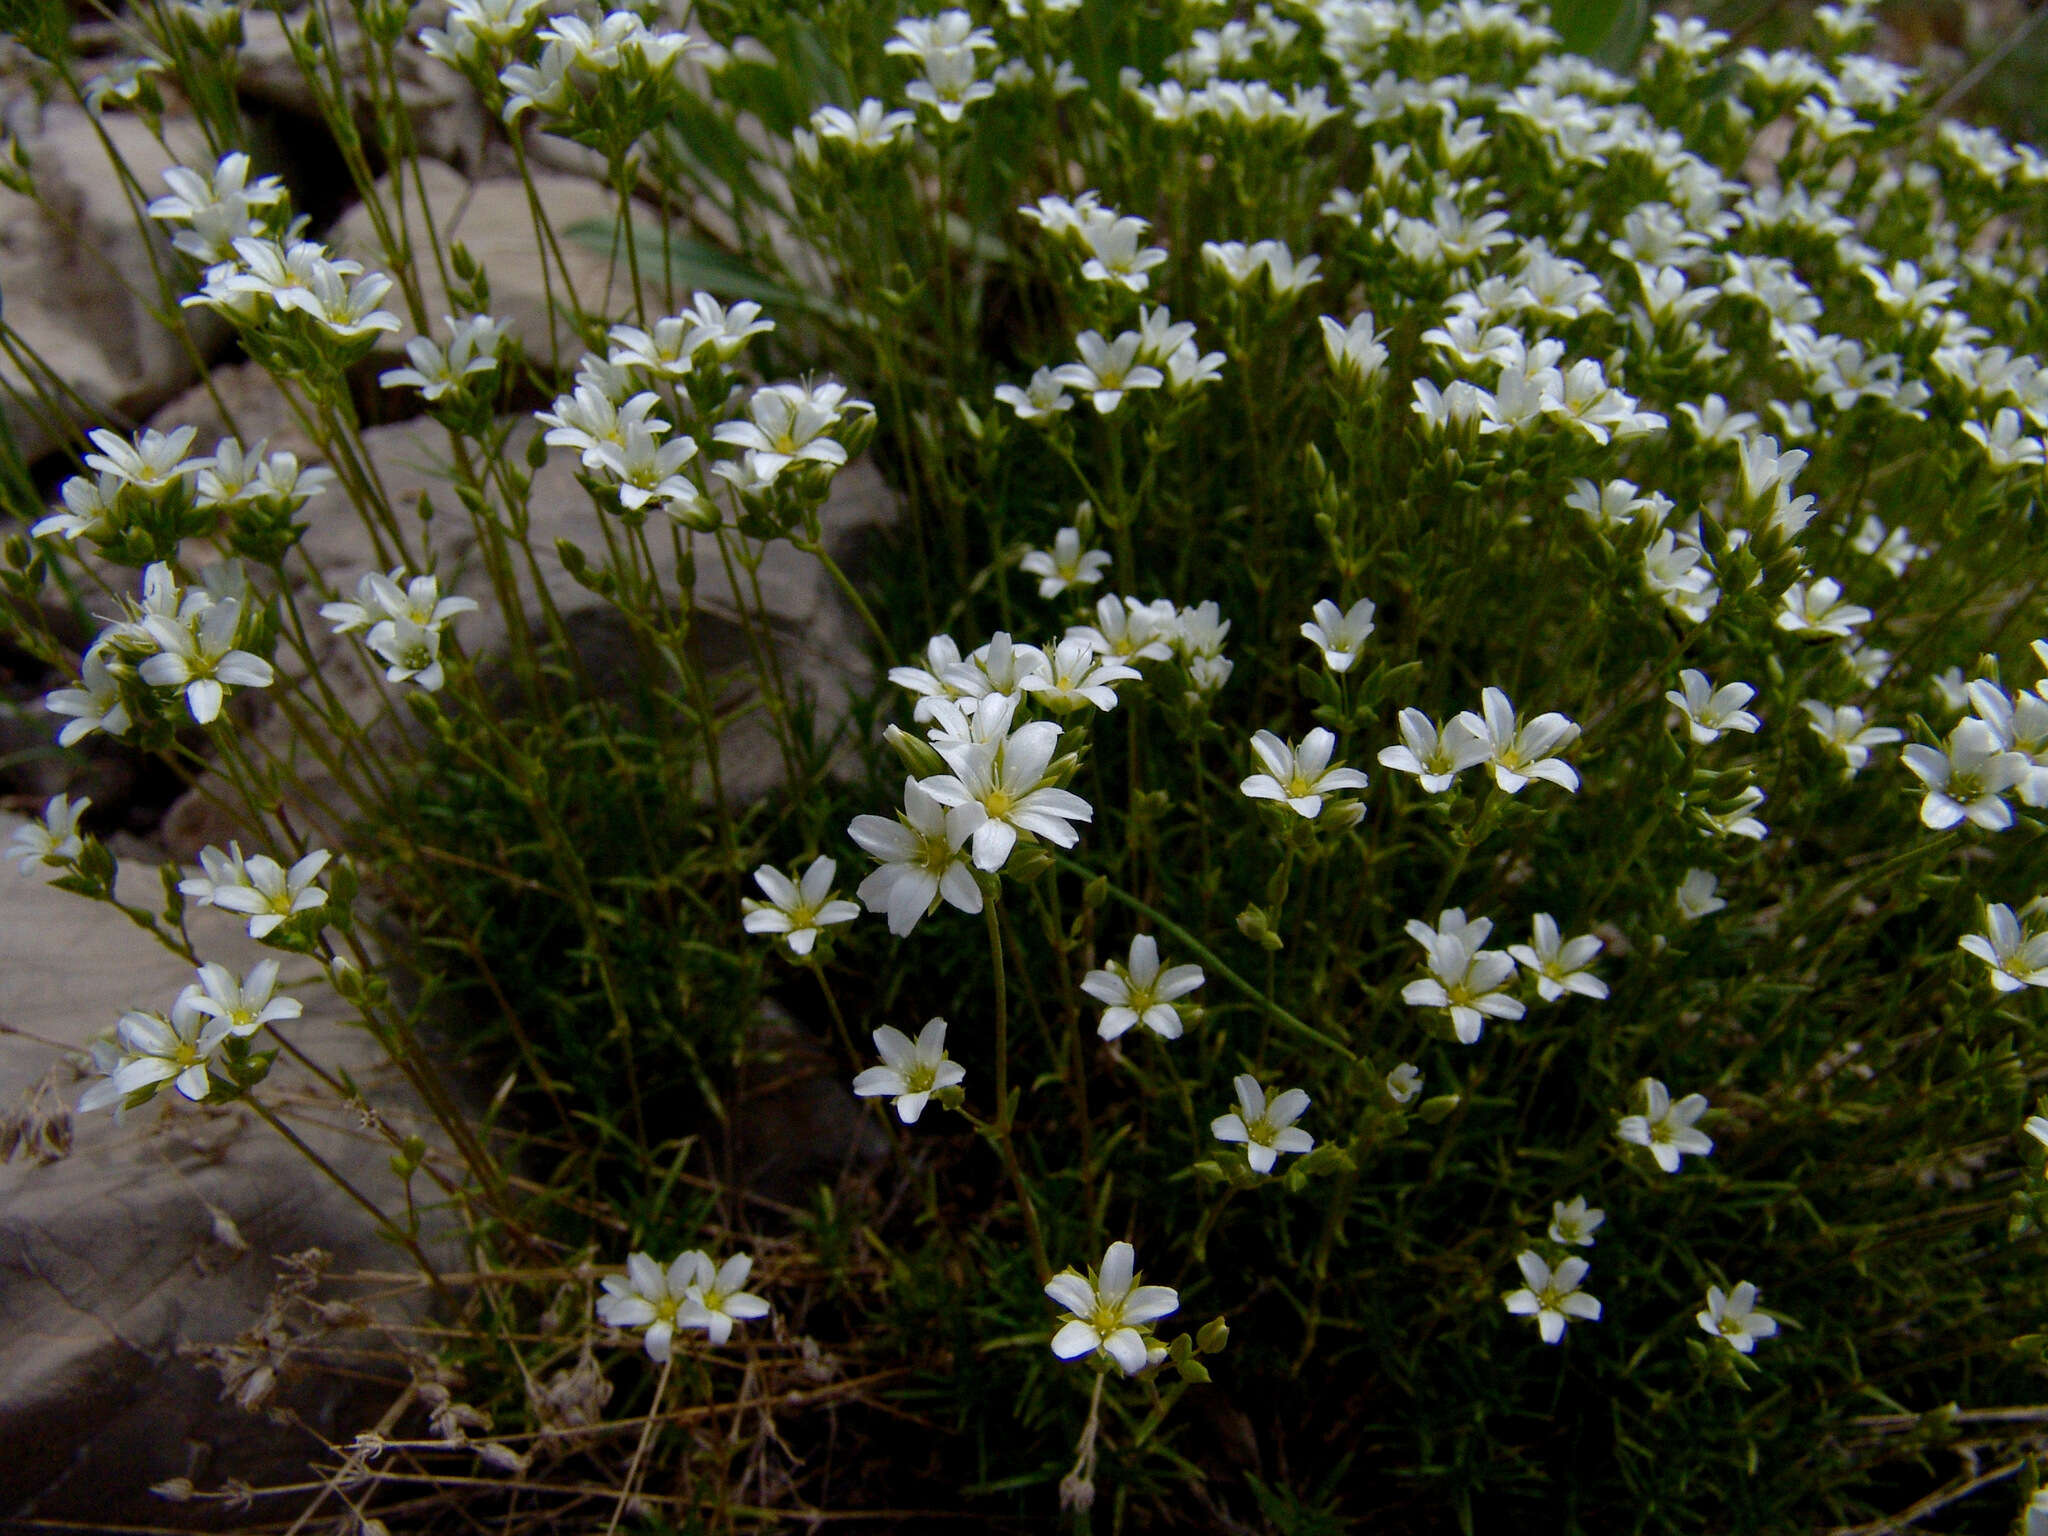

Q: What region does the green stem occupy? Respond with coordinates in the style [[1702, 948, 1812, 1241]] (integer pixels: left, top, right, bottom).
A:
[[1054, 856, 1356, 1062]]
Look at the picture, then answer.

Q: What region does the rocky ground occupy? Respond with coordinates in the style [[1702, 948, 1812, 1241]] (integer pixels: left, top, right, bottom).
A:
[[0, 17, 888, 1526]]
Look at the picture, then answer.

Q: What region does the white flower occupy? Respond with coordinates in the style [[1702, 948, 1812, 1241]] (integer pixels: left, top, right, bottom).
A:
[[1959, 903, 2048, 991], [1067, 594, 1177, 664], [1018, 639, 1140, 714], [995, 367, 1076, 423], [1165, 341, 1226, 393], [593, 421, 702, 516], [320, 570, 479, 636], [1020, 527, 1111, 598], [1902, 719, 2029, 831], [1210, 1073, 1313, 1174], [1665, 670, 1760, 745], [740, 857, 861, 956], [1080, 935, 1204, 1041], [1508, 915, 1608, 1002], [711, 382, 852, 484], [679, 292, 774, 361], [145, 152, 286, 264], [181, 844, 331, 938], [1299, 597, 1377, 673], [1045, 1240, 1179, 1376], [1201, 239, 1267, 288], [1319, 311, 1389, 384], [1697, 1281, 1779, 1354], [1078, 214, 1168, 292], [1963, 408, 2046, 470], [809, 98, 916, 153], [852, 1017, 965, 1123], [83, 424, 201, 492], [1801, 700, 1901, 776], [1386, 1062, 1423, 1104], [1452, 687, 1581, 793], [1853, 515, 1928, 578], [597, 1250, 768, 1361], [1548, 1196, 1605, 1247], [537, 385, 667, 469], [675, 1251, 772, 1347], [180, 957, 301, 1038], [1402, 908, 1524, 1043], [379, 314, 505, 400], [1678, 395, 1759, 444], [1053, 331, 1165, 414], [1503, 1251, 1601, 1344], [76, 993, 228, 1114], [7, 792, 91, 877], [1698, 784, 1769, 841], [1377, 708, 1489, 793], [136, 601, 274, 725], [919, 710, 1094, 872], [1618, 1078, 1713, 1172], [31, 471, 121, 543], [1240, 728, 1369, 818], [849, 777, 984, 936], [1675, 868, 1726, 921], [1776, 578, 1870, 640]]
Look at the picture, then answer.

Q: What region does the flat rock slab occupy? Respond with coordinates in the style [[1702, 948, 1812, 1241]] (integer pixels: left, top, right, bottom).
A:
[[0, 819, 453, 1527]]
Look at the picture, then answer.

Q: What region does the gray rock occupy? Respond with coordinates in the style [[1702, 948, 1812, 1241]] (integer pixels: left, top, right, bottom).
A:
[[0, 817, 456, 1527], [139, 379, 894, 854], [0, 105, 224, 464], [326, 160, 659, 367]]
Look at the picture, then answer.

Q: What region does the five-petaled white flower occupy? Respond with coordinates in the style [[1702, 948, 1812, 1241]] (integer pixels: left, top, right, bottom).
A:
[[994, 367, 1075, 423], [137, 600, 274, 725], [1378, 708, 1489, 793], [1675, 868, 1727, 920], [1453, 687, 1581, 793], [848, 777, 984, 936], [676, 1251, 772, 1346], [1299, 597, 1377, 673], [181, 957, 301, 1038], [1503, 1250, 1602, 1344], [1019, 527, 1111, 598], [1508, 914, 1608, 1002], [1402, 909, 1524, 1043], [741, 857, 861, 956], [45, 648, 133, 746], [180, 843, 332, 938], [1240, 727, 1369, 818], [1959, 902, 2048, 991], [852, 1017, 965, 1123], [1210, 1072, 1315, 1174], [1019, 639, 1140, 714], [1548, 1195, 1606, 1247], [1618, 1078, 1714, 1172], [920, 706, 1094, 872], [1053, 330, 1165, 414], [1776, 578, 1870, 639], [1385, 1062, 1423, 1104], [1080, 934, 1205, 1041], [1902, 719, 2029, 831], [1044, 1240, 1179, 1375], [1665, 670, 1760, 745], [1802, 700, 1902, 777], [77, 992, 228, 1113], [1697, 1281, 1779, 1354], [598, 1249, 770, 1360], [7, 792, 90, 878]]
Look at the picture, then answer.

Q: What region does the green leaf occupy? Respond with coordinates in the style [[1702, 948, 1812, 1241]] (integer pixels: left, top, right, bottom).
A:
[[1554, 0, 1648, 69]]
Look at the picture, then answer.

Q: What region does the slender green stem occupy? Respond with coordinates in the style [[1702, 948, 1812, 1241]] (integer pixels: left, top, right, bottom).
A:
[[1054, 856, 1357, 1062]]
